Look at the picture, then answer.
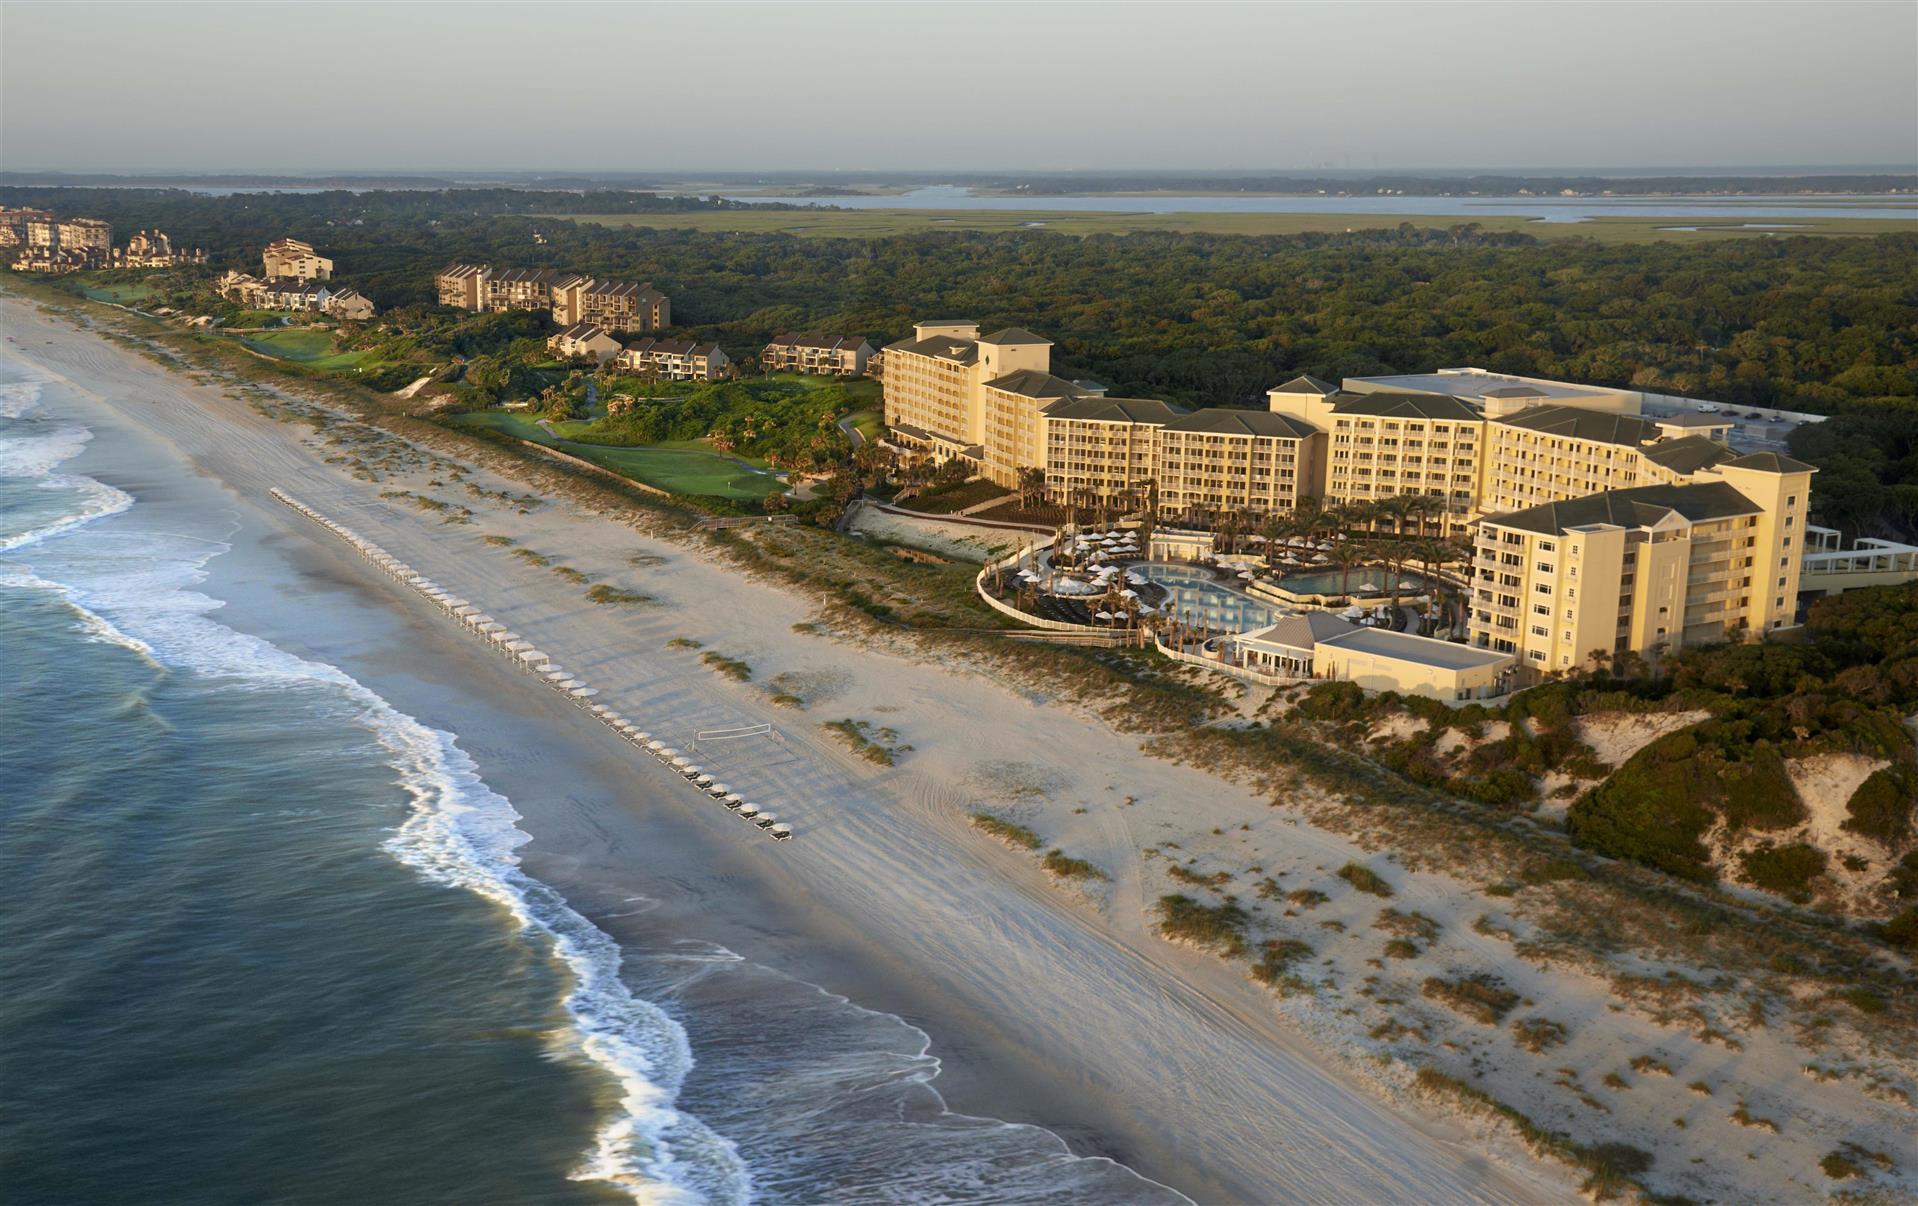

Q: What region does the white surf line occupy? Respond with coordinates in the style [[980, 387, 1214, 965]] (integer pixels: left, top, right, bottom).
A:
[[269, 488, 793, 842]]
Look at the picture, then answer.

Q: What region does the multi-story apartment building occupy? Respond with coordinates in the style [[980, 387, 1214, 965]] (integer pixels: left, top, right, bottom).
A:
[[436, 263, 485, 309], [1041, 397, 1181, 504], [0, 207, 53, 248], [548, 322, 622, 363], [56, 218, 113, 258], [762, 333, 875, 377], [1470, 453, 1814, 673], [322, 288, 376, 321], [262, 237, 333, 281], [436, 264, 673, 331], [1481, 405, 1739, 514], [1155, 409, 1324, 522], [552, 276, 670, 333], [217, 272, 370, 318], [111, 230, 208, 269], [1268, 382, 1484, 531], [615, 338, 730, 382], [982, 368, 1088, 484], [477, 266, 562, 313], [9, 213, 113, 272], [881, 322, 1053, 465], [258, 279, 334, 311]]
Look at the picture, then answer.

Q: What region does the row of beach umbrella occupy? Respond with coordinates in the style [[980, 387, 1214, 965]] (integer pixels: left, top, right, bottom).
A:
[[270, 488, 791, 840]]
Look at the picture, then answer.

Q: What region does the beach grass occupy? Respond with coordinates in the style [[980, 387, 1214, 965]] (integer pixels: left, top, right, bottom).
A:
[[969, 813, 1042, 850]]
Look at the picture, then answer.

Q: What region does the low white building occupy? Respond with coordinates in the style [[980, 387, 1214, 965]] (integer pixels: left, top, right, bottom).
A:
[[1229, 613, 1358, 677], [1313, 627, 1515, 702]]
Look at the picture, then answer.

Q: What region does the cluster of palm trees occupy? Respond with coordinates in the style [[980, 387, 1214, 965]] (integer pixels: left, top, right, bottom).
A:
[[1251, 496, 1471, 618]]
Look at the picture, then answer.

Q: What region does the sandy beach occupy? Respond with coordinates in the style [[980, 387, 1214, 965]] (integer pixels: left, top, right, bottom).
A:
[[9, 293, 1914, 1203]]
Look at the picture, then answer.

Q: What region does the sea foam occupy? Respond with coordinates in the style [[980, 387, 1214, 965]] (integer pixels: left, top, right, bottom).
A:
[[0, 365, 747, 1204]]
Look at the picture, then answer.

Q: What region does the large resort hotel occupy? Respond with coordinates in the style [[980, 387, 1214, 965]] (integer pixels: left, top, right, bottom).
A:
[[885, 320, 1833, 696]]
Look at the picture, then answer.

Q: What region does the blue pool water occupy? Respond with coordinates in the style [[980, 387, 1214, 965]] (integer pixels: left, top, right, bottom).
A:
[[1139, 564, 1276, 633], [1275, 568, 1435, 598]]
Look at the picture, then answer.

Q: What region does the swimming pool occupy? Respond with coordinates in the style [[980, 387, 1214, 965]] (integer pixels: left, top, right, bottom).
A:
[[1274, 567, 1434, 600], [1141, 564, 1278, 633]]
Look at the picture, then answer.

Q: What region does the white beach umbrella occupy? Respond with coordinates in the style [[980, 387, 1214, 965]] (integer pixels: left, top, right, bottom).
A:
[[646, 740, 666, 752], [575, 688, 600, 699]]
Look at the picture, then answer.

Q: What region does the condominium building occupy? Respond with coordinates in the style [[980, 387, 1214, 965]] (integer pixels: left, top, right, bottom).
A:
[[983, 368, 1089, 485], [552, 276, 670, 333], [436, 264, 672, 330], [1470, 453, 1815, 672], [1042, 397, 1181, 504], [881, 322, 1054, 465], [1481, 406, 1738, 514], [615, 338, 730, 381], [112, 230, 208, 269], [322, 288, 376, 321], [548, 322, 622, 363], [762, 333, 875, 377], [1268, 381, 1483, 530], [257, 278, 334, 311], [1155, 408, 1324, 522], [262, 237, 333, 281], [56, 218, 113, 258], [218, 271, 371, 317], [478, 266, 562, 312], [0, 208, 52, 248], [9, 213, 112, 271], [436, 263, 485, 309]]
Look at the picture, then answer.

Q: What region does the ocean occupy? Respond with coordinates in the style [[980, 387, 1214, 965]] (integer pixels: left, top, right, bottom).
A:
[[0, 358, 1177, 1204]]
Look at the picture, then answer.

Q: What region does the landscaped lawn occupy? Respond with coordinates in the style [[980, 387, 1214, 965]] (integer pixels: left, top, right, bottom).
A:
[[80, 279, 159, 305], [449, 411, 783, 500], [845, 409, 884, 441], [239, 328, 377, 371]]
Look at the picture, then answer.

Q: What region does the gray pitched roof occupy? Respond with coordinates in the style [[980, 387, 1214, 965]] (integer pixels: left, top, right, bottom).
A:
[[1495, 404, 1663, 446], [1272, 374, 1339, 395], [1480, 481, 1761, 537], [983, 368, 1086, 399], [1330, 392, 1482, 422], [1041, 397, 1185, 425], [1247, 612, 1358, 652], [1722, 451, 1817, 474], [883, 332, 978, 364], [1163, 407, 1319, 439], [1639, 435, 1737, 475], [980, 327, 1051, 346]]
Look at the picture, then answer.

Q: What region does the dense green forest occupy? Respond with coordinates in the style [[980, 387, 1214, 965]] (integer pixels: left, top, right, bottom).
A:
[[8, 187, 1916, 531]]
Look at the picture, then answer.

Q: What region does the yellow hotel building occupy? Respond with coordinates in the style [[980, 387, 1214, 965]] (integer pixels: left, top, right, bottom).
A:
[[885, 322, 1824, 671]]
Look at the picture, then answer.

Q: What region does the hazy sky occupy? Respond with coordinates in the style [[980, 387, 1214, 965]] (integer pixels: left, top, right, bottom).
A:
[[2, 1, 1913, 174]]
